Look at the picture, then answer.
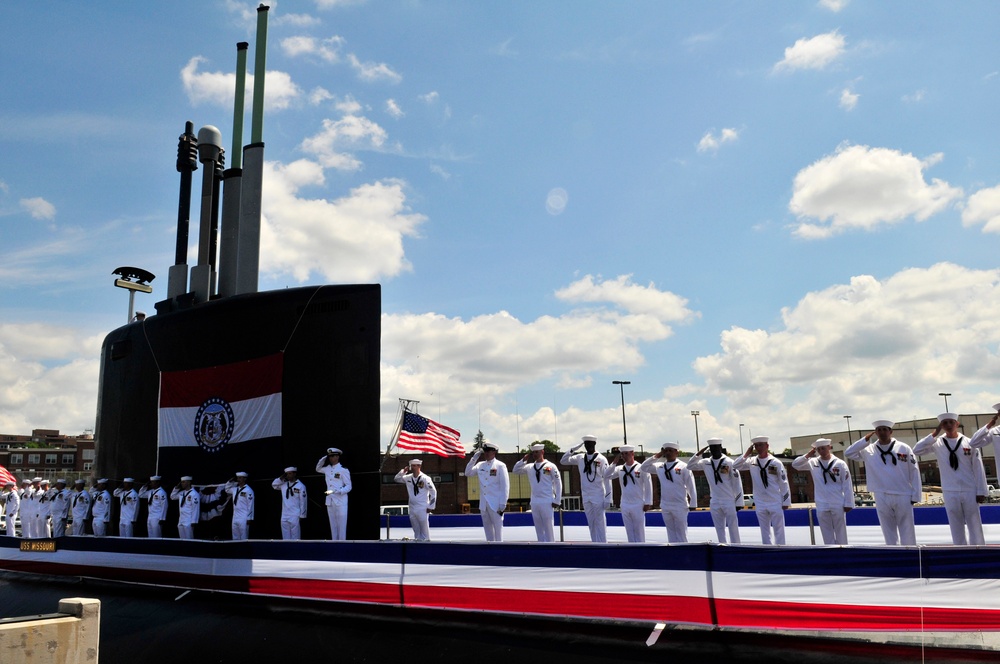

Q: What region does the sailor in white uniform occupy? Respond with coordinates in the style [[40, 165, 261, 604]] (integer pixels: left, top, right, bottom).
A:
[[316, 448, 351, 540], [792, 439, 854, 544], [512, 443, 563, 542], [36, 479, 53, 538], [50, 479, 72, 538], [272, 467, 307, 540], [214, 472, 255, 540], [846, 420, 921, 545], [20, 479, 36, 539], [139, 476, 169, 538], [170, 475, 201, 540], [687, 438, 743, 543], [641, 441, 697, 543], [70, 479, 91, 536], [734, 436, 791, 545], [394, 459, 437, 541], [606, 445, 653, 543], [2, 481, 19, 537], [114, 478, 140, 537], [91, 479, 112, 537], [561, 435, 613, 542], [916, 413, 987, 545], [466, 442, 509, 541]]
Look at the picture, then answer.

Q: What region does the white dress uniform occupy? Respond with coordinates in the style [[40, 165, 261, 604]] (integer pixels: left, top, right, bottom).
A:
[[916, 431, 987, 545], [512, 456, 563, 542], [846, 434, 921, 545], [606, 459, 652, 543], [170, 485, 201, 539], [394, 468, 437, 541], [465, 449, 510, 541], [734, 453, 791, 545], [51, 486, 72, 538], [114, 486, 140, 537], [36, 486, 54, 538], [217, 480, 255, 540], [792, 452, 853, 544], [687, 449, 743, 544], [70, 487, 91, 535], [91, 488, 112, 537], [140, 484, 169, 538], [640, 456, 697, 543], [3, 488, 19, 537], [272, 476, 307, 540], [316, 457, 351, 540], [561, 445, 613, 542], [19, 486, 35, 538]]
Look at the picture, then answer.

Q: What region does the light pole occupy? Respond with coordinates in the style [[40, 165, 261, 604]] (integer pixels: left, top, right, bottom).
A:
[[113, 267, 155, 324], [691, 410, 700, 448], [613, 380, 630, 446], [939, 392, 951, 411], [844, 414, 858, 493], [739, 423, 745, 453]]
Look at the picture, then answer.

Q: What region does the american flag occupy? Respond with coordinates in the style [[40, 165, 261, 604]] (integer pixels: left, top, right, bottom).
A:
[[0, 464, 17, 487], [398, 411, 465, 457]]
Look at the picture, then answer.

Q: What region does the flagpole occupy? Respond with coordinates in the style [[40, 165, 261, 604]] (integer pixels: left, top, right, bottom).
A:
[[380, 398, 419, 471]]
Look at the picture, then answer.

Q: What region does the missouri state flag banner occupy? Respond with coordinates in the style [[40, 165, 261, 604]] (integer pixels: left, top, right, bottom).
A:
[[398, 411, 465, 457], [157, 353, 283, 481]]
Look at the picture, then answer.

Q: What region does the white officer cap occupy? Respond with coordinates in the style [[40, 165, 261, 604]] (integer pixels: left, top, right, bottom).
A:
[[582, 435, 597, 443], [812, 438, 833, 449], [872, 419, 894, 429], [751, 436, 769, 445], [707, 438, 723, 446], [326, 447, 342, 455], [482, 442, 499, 451], [619, 445, 635, 453], [661, 441, 681, 450], [235, 471, 248, 478], [938, 412, 959, 423], [149, 475, 162, 481], [529, 443, 545, 451], [180, 475, 193, 482], [283, 467, 297, 473], [409, 459, 423, 466], [123, 477, 134, 483]]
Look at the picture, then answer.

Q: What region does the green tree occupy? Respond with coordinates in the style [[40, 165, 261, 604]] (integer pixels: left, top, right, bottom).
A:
[[473, 430, 486, 449], [533, 439, 560, 454]]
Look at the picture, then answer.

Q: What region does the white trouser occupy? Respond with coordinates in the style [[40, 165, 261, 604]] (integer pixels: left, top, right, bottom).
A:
[[755, 505, 785, 545], [147, 519, 162, 538], [232, 520, 249, 541], [52, 517, 67, 538], [280, 517, 300, 540], [409, 506, 430, 541], [583, 500, 607, 542], [119, 521, 134, 538], [943, 491, 984, 545], [481, 504, 504, 541], [709, 502, 741, 543], [660, 505, 689, 543], [621, 504, 646, 543], [178, 524, 195, 540], [93, 520, 108, 537], [21, 513, 33, 539], [37, 515, 51, 538], [530, 500, 555, 542], [816, 507, 848, 545], [326, 504, 348, 540], [874, 493, 916, 545], [4, 516, 15, 536], [72, 519, 87, 536]]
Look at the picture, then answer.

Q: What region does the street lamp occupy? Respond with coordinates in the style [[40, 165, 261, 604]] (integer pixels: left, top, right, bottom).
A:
[[939, 392, 952, 411], [691, 410, 700, 448], [612, 380, 630, 446], [844, 414, 858, 493], [739, 423, 745, 453]]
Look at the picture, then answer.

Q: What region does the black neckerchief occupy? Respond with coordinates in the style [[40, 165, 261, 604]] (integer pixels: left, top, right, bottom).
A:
[[411, 474, 421, 496], [710, 457, 725, 485], [876, 441, 896, 465], [534, 462, 543, 484], [623, 462, 637, 486], [663, 461, 678, 482], [940, 436, 963, 471], [583, 453, 599, 482], [285, 481, 297, 499], [818, 458, 836, 484]]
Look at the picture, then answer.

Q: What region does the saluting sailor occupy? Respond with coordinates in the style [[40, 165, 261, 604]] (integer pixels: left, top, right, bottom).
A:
[[20, 479, 36, 538], [91, 479, 112, 537], [792, 438, 854, 544], [606, 445, 653, 543], [170, 475, 201, 540], [50, 479, 72, 538], [139, 476, 169, 538], [687, 438, 743, 543], [208, 472, 255, 540], [734, 436, 791, 545], [394, 459, 437, 541], [272, 467, 307, 540], [512, 443, 563, 542], [846, 420, 921, 545], [37, 479, 53, 538], [70, 479, 91, 536], [316, 448, 351, 540], [641, 441, 698, 543], [465, 441, 510, 541], [2, 481, 19, 537], [561, 435, 613, 542], [114, 478, 140, 537]]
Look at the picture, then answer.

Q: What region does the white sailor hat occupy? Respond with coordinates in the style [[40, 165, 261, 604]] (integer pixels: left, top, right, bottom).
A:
[[284, 467, 297, 473], [938, 412, 959, 423], [661, 441, 681, 450], [123, 477, 134, 483], [97, 478, 109, 484], [21, 479, 31, 485], [55, 479, 66, 485], [3, 481, 14, 488], [39, 479, 50, 485], [235, 471, 248, 478], [74, 479, 85, 485], [707, 438, 723, 446], [582, 435, 597, 443], [409, 458, 423, 466], [529, 443, 545, 452], [751, 436, 769, 445], [812, 438, 833, 448], [326, 447, 342, 455], [872, 419, 894, 429], [149, 475, 161, 481], [31, 477, 42, 483], [993, 402, 1000, 412], [180, 475, 193, 482], [482, 442, 499, 451], [619, 445, 635, 453]]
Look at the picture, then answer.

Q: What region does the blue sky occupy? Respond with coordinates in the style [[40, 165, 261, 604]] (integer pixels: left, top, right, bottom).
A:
[[3, 1, 1000, 453]]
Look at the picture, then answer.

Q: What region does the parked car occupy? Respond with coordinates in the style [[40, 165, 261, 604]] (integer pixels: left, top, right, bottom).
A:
[[743, 494, 755, 508], [380, 505, 409, 516]]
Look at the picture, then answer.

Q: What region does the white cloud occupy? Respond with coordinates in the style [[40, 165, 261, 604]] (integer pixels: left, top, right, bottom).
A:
[[819, 0, 849, 11], [429, 164, 451, 180], [260, 164, 424, 282], [298, 115, 389, 171], [555, 274, 697, 324], [280, 35, 344, 62], [308, 87, 334, 105], [774, 31, 846, 72], [418, 91, 439, 104], [385, 98, 404, 119], [335, 95, 363, 114], [180, 57, 302, 111], [347, 53, 402, 83], [789, 144, 962, 239], [903, 89, 927, 103], [839, 87, 859, 110], [697, 127, 739, 153], [20, 197, 56, 220], [963, 183, 1000, 233], [274, 13, 321, 28]]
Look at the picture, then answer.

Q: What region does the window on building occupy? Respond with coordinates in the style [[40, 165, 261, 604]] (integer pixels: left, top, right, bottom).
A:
[[82, 449, 95, 461], [28, 454, 40, 464], [10, 453, 22, 464], [62, 454, 74, 465], [83, 462, 93, 471], [45, 454, 57, 464]]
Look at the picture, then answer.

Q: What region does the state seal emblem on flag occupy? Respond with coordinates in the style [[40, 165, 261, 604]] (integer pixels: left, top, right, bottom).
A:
[[194, 397, 235, 453]]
